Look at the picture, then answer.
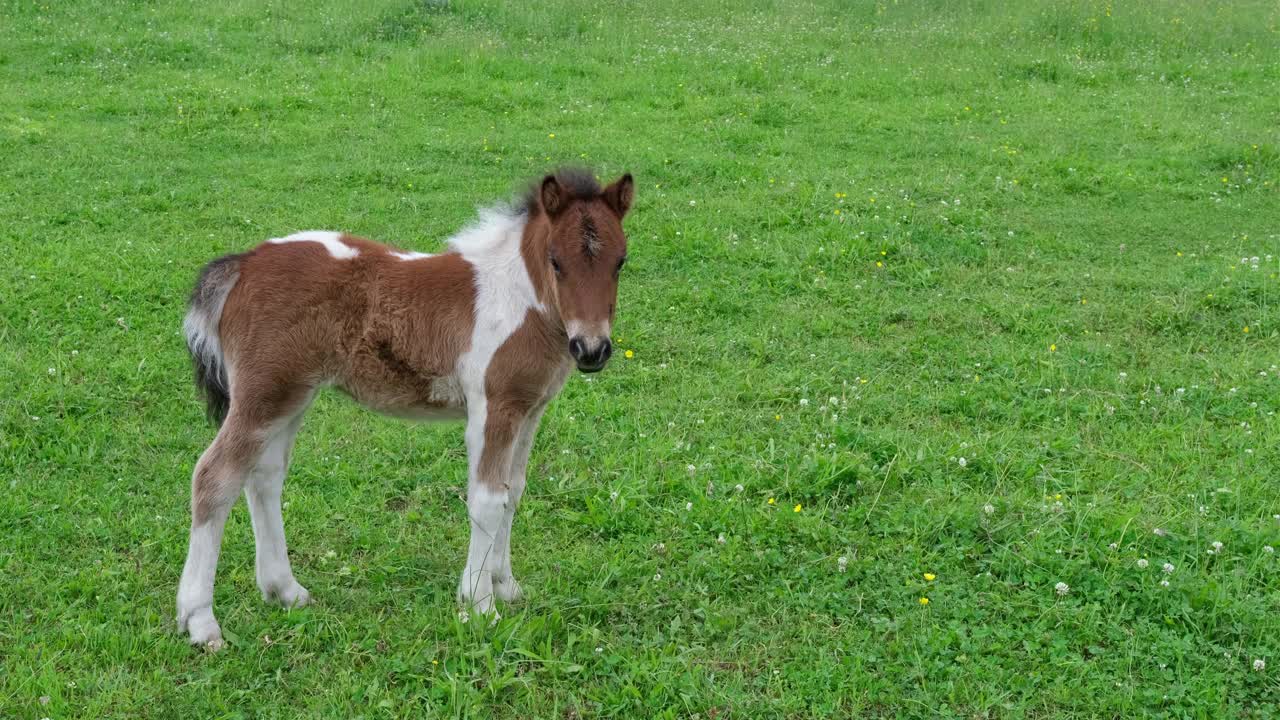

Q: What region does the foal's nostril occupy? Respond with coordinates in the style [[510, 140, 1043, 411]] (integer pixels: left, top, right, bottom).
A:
[[599, 339, 612, 362], [569, 337, 586, 361]]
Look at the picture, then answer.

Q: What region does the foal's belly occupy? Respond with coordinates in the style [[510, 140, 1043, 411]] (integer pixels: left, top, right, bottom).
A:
[[335, 372, 468, 422]]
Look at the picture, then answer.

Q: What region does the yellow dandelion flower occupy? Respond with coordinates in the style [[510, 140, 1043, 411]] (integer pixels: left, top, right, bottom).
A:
[[1176, 251, 1183, 257], [924, 573, 936, 582], [973, 375, 981, 382], [880, 250, 887, 256], [774, 414, 781, 421], [1243, 326, 1250, 333], [768, 497, 776, 505], [876, 261, 883, 268], [869, 196, 876, 203], [549, 133, 556, 138], [919, 597, 930, 605], [834, 209, 841, 215], [1080, 298, 1087, 304], [1050, 343, 1057, 352], [793, 504, 802, 513], [624, 349, 634, 359]]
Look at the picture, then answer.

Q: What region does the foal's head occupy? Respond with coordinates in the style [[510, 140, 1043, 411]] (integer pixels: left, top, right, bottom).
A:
[[535, 170, 634, 373]]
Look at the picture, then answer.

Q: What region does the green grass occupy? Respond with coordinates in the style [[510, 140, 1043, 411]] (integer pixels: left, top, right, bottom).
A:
[[3, 0, 1279, 716]]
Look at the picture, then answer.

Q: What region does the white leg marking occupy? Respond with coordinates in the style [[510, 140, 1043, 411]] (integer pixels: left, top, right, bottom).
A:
[[460, 485, 509, 615], [245, 416, 310, 608], [267, 231, 359, 259], [176, 504, 231, 650], [177, 427, 250, 650]]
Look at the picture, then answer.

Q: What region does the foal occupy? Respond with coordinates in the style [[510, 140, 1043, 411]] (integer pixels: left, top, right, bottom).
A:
[[177, 169, 634, 649]]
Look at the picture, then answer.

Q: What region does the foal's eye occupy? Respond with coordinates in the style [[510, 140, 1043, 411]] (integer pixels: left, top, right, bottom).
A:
[[614, 256, 627, 277], [550, 256, 563, 277]]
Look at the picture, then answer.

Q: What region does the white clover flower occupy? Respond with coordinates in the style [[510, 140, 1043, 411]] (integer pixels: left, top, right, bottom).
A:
[[1210, 540, 1223, 554], [595, 646, 603, 654], [1255, 659, 1266, 672], [837, 556, 848, 572], [983, 503, 995, 515], [653, 573, 662, 581], [1153, 528, 1167, 537], [717, 533, 726, 545], [686, 464, 697, 475], [734, 483, 744, 493], [609, 491, 619, 501], [1162, 563, 1174, 574], [685, 502, 693, 511], [1108, 543, 1119, 550], [1055, 582, 1070, 596], [799, 398, 809, 406], [1265, 546, 1274, 554], [829, 396, 840, 406], [957, 457, 967, 468], [1137, 559, 1149, 569], [47, 367, 56, 376], [1160, 579, 1170, 587]]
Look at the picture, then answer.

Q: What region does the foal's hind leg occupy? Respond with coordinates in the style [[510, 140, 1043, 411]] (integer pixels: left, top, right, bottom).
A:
[[245, 411, 311, 608], [176, 413, 268, 649], [177, 386, 308, 649]]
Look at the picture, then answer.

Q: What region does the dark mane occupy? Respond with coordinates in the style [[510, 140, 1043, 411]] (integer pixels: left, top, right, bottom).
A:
[[519, 167, 602, 215]]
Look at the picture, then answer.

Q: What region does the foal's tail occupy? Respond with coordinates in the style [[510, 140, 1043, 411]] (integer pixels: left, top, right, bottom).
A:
[[184, 253, 245, 425]]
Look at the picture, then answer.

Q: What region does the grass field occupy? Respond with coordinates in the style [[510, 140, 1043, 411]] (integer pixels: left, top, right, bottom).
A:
[[3, 0, 1279, 716]]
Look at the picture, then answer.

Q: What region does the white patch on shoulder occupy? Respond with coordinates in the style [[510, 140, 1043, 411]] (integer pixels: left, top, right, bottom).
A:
[[390, 250, 434, 261], [268, 231, 359, 260], [453, 209, 543, 392]]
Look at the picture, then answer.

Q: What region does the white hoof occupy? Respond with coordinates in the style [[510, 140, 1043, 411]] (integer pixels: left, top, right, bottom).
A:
[[178, 605, 223, 649], [263, 579, 312, 608], [458, 569, 496, 615], [494, 576, 524, 604]]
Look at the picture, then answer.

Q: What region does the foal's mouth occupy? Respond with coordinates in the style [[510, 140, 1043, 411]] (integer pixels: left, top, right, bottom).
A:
[[576, 359, 609, 374]]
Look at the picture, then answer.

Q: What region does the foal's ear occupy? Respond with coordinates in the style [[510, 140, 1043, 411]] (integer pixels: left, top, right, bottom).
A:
[[541, 175, 568, 217], [602, 174, 634, 219]]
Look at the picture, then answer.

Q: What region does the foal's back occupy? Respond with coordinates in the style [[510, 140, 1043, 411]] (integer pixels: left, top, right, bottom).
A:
[[219, 231, 476, 418]]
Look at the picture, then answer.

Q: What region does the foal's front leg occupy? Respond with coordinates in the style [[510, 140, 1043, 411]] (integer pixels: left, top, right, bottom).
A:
[[458, 403, 522, 615], [492, 403, 548, 603]]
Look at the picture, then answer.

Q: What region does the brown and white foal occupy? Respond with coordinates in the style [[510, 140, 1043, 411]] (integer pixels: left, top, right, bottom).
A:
[[177, 169, 633, 649]]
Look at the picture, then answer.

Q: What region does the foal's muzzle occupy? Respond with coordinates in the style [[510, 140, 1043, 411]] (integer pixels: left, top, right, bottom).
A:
[[569, 336, 612, 373]]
